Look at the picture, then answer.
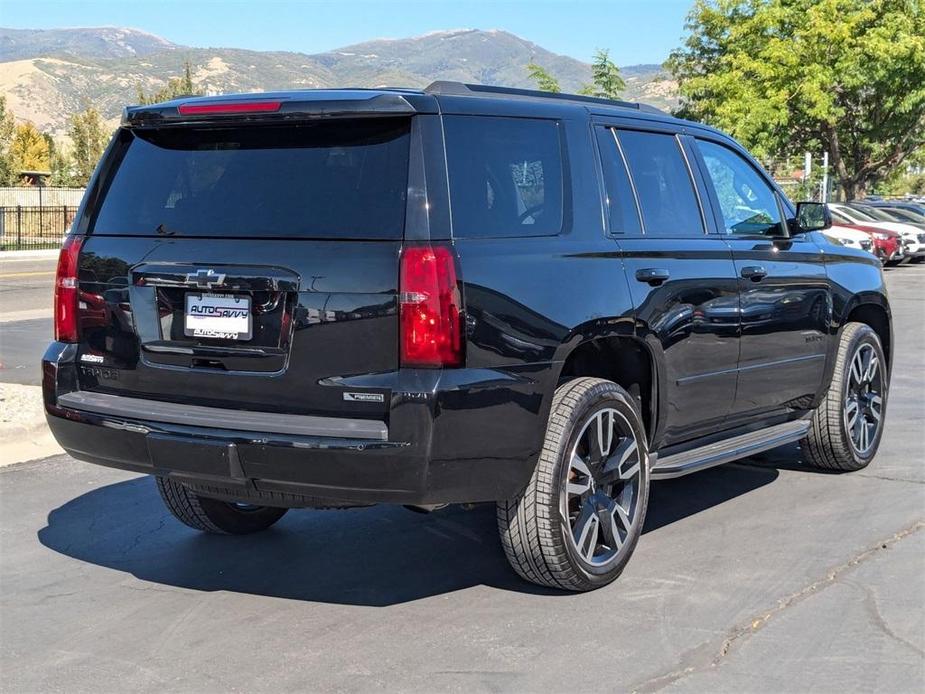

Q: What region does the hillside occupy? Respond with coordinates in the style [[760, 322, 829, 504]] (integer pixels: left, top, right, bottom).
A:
[[0, 27, 178, 61], [0, 27, 678, 136], [314, 29, 592, 92]]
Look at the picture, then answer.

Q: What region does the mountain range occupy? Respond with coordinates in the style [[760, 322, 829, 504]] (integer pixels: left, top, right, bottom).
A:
[[0, 27, 678, 137]]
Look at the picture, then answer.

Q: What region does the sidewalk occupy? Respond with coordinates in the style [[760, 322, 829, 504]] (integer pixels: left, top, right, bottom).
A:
[[0, 249, 60, 260], [0, 383, 63, 465]]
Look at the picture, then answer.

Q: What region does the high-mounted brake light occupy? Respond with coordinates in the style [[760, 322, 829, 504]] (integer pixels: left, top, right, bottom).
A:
[[177, 101, 282, 115], [399, 245, 464, 367], [54, 235, 84, 342]]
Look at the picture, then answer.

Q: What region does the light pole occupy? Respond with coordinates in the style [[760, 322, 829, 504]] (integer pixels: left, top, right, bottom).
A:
[[821, 152, 829, 203]]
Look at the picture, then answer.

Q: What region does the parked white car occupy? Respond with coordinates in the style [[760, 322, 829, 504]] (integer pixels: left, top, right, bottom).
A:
[[823, 224, 875, 254], [829, 203, 925, 261]]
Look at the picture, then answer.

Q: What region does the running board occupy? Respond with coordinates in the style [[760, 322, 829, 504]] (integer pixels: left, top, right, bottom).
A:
[[650, 420, 810, 480]]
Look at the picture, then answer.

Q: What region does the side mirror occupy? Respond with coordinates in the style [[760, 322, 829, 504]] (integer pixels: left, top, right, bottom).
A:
[[793, 201, 832, 233]]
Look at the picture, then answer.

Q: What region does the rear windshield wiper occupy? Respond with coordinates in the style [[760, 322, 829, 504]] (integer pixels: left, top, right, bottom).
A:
[[156, 223, 180, 236]]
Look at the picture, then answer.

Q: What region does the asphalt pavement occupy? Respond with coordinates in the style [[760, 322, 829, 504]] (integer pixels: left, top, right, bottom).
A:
[[0, 254, 55, 386], [0, 262, 923, 693]]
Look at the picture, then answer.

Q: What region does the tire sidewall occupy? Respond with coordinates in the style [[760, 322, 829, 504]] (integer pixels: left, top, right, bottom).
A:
[[554, 383, 650, 588]]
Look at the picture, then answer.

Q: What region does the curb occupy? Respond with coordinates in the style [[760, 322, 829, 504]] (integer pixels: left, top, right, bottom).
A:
[[0, 383, 64, 465], [0, 249, 60, 260], [0, 422, 64, 467]]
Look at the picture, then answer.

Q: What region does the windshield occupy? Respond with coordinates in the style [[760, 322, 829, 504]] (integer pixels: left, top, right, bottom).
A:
[[831, 210, 854, 226], [840, 206, 876, 222], [91, 119, 411, 239], [883, 207, 925, 223], [854, 206, 896, 222]]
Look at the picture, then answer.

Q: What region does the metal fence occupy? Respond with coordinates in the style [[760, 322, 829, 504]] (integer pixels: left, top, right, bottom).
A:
[[0, 206, 78, 251]]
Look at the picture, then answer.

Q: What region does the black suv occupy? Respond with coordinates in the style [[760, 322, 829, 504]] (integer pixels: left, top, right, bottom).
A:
[[44, 83, 892, 591]]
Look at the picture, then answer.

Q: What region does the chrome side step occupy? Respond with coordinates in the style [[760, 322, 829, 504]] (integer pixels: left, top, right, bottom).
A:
[[650, 420, 810, 480]]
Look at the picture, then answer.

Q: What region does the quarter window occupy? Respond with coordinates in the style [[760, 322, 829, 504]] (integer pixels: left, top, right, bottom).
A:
[[444, 116, 564, 238], [616, 130, 704, 237], [696, 140, 785, 237]]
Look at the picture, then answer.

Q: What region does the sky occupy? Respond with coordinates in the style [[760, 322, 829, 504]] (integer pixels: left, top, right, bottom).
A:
[[2, 0, 694, 65]]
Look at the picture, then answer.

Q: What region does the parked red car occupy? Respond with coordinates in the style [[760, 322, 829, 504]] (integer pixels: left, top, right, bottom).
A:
[[828, 218, 903, 265]]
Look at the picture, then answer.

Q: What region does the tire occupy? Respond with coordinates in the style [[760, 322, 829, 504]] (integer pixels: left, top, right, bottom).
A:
[[497, 377, 650, 592], [156, 476, 288, 534], [801, 322, 888, 471], [911, 256, 924, 264]]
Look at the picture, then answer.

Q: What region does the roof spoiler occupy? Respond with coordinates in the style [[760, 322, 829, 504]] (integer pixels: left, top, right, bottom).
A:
[[122, 90, 429, 127]]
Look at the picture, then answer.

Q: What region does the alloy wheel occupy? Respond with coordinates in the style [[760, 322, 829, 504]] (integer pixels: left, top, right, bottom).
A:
[[561, 408, 643, 567], [844, 343, 884, 455]]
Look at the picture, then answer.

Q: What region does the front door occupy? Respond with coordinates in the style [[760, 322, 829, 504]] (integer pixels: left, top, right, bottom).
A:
[[691, 137, 830, 424]]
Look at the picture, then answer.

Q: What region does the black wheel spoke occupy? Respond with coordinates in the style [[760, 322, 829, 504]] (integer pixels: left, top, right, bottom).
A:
[[584, 409, 613, 466], [572, 501, 600, 563], [600, 436, 640, 486], [598, 498, 631, 552]]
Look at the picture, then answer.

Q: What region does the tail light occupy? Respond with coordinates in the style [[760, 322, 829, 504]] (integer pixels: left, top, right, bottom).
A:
[[54, 235, 83, 342], [399, 244, 463, 367]]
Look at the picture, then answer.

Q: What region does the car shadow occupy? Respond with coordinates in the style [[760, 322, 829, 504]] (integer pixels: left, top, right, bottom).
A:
[[39, 456, 790, 606]]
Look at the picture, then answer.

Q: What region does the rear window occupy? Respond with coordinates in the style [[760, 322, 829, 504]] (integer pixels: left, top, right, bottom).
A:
[[444, 116, 564, 238], [91, 119, 410, 239]]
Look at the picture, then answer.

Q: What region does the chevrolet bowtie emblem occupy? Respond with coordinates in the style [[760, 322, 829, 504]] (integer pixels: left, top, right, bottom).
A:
[[186, 269, 226, 289]]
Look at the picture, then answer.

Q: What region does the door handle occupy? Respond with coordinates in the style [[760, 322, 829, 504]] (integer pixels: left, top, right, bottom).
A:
[[635, 268, 670, 286], [740, 265, 768, 281]]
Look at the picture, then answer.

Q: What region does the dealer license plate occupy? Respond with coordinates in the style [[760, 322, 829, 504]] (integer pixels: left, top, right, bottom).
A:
[[184, 293, 252, 340]]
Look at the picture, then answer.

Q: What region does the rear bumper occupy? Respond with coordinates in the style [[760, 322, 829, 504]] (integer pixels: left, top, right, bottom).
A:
[[43, 342, 555, 505]]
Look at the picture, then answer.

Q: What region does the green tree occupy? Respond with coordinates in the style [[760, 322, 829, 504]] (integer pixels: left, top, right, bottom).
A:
[[0, 96, 16, 185], [667, 0, 925, 200], [526, 62, 561, 93], [579, 49, 626, 100], [874, 145, 925, 195], [136, 60, 203, 104], [69, 107, 108, 186], [45, 134, 75, 187], [8, 122, 50, 181]]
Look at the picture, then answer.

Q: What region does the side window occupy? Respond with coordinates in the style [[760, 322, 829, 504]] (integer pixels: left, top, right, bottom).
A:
[[443, 116, 564, 238], [696, 140, 785, 237], [595, 127, 642, 235], [616, 130, 704, 237]]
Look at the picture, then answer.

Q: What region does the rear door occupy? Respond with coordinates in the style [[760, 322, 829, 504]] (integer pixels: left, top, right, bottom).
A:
[[596, 125, 740, 446], [75, 117, 413, 419], [690, 136, 830, 424]]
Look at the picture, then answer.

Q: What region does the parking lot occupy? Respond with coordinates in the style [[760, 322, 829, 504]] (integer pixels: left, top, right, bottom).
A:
[[0, 264, 923, 693]]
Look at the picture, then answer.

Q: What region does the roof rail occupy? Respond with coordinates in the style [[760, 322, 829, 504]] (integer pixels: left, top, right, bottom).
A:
[[424, 81, 666, 115]]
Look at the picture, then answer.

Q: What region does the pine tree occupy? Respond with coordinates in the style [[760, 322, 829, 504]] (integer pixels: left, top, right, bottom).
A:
[[527, 63, 561, 93], [579, 49, 625, 100], [136, 60, 203, 105]]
